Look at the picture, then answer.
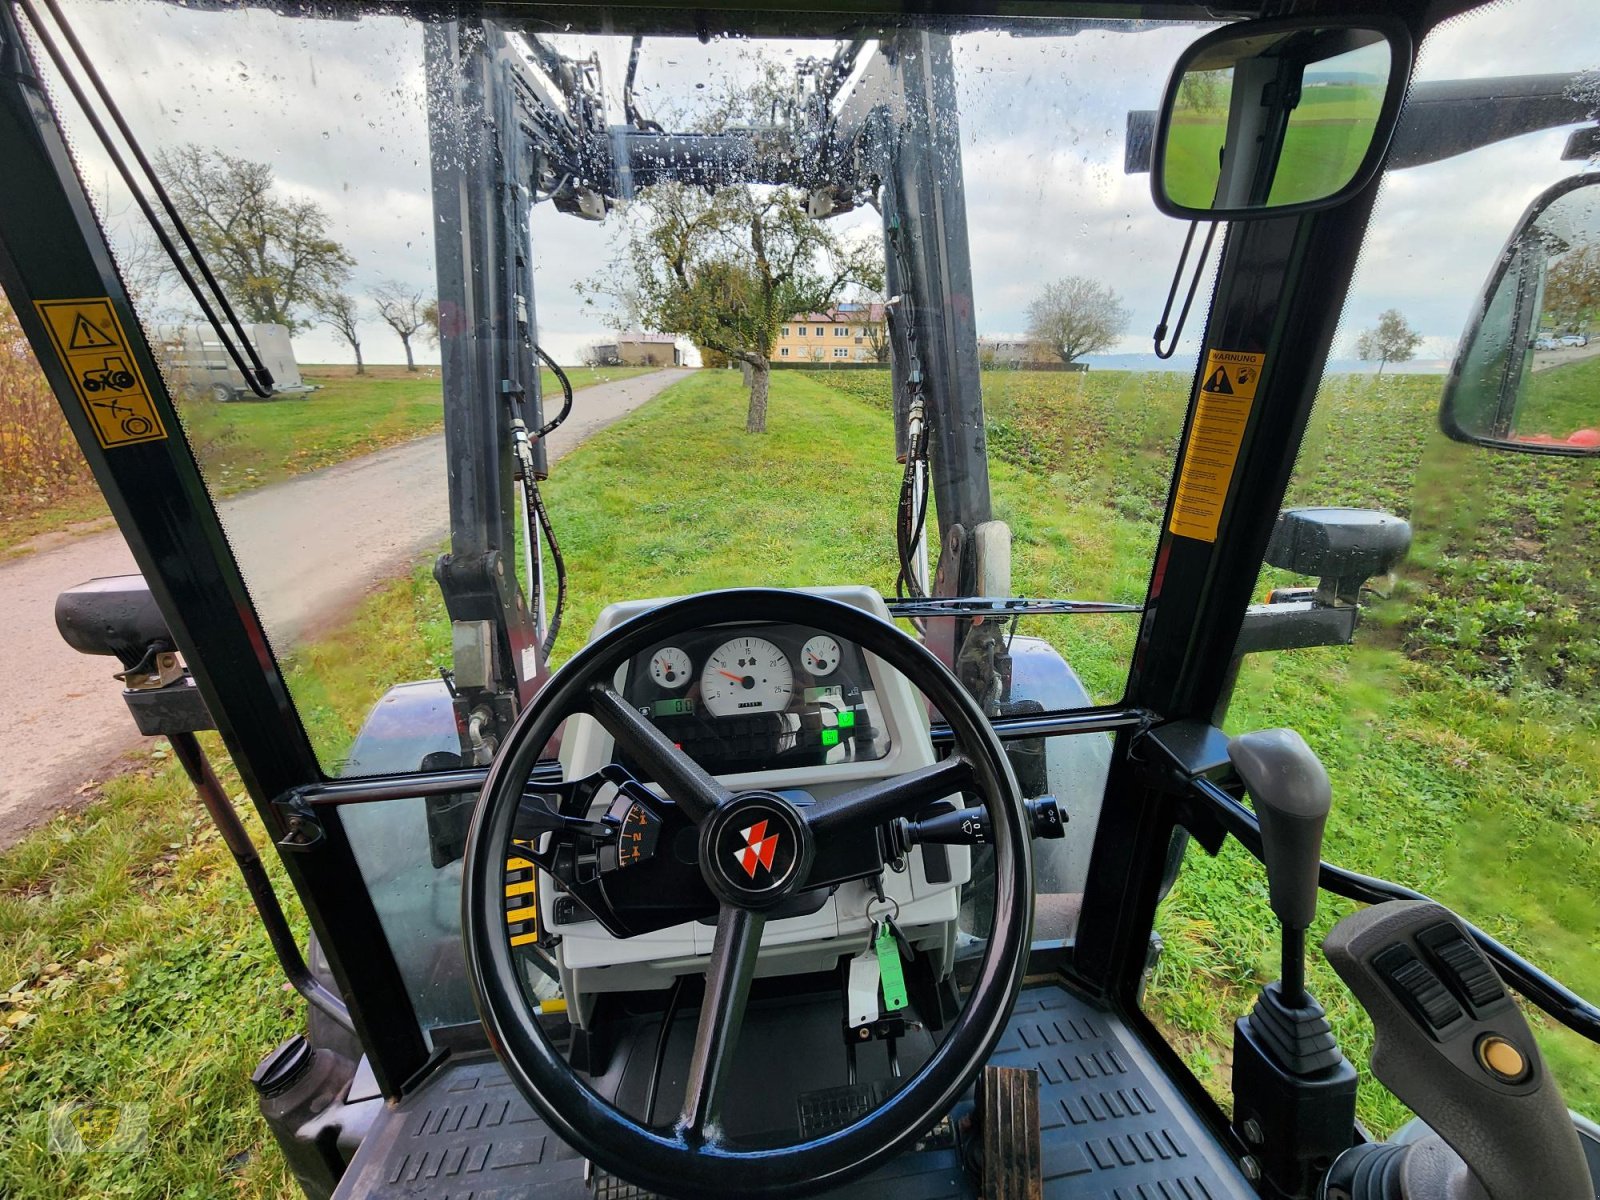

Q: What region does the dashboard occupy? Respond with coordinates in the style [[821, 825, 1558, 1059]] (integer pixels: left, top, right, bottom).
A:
[[552, 586, 970, 1018], [619, 622, 893, 776]]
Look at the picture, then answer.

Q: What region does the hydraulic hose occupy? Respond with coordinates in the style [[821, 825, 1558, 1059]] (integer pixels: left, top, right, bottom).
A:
[[534, 345, 574, 438], [529, 478, 566, 656]]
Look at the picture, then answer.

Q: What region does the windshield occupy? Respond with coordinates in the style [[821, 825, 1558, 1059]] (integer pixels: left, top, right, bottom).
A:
[[34, 3, 1219, 778], [1145, 0, 1600, 1136]]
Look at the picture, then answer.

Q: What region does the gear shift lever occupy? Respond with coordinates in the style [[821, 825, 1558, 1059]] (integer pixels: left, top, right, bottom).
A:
[[1227, 729, 1357, 1198], [1231, 728, 1332, 1006]]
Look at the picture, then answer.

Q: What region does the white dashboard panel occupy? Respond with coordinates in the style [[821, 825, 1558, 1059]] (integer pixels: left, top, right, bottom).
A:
[[546, 586, 970, 1022]]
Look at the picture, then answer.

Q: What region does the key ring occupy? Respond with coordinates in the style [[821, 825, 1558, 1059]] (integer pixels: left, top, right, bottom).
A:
[[865, 895, 901, 926]]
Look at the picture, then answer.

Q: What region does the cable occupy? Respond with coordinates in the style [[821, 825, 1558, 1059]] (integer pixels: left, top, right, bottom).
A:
[[894, 412, 930, 601], [895, 453, 928, 599], [528, 478, 567, 657], [521, 345, 571, 655], [533, 344, 574, 438], [19, 0, 274, 396], [643, 977, 686, 1126]]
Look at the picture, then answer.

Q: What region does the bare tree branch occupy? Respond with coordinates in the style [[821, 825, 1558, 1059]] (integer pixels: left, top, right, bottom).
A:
[[1025, 276, 1130, 366], [373, 280, 427, 371]]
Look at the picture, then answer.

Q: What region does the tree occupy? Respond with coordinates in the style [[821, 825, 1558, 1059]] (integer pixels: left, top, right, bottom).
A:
[[1355, 308, 1423, 374], [1177, 69, 1229, 114], [155, 144, 354, 333], [593, 184, 881, 432], [1026, 276, 1130, 366], [420, 299, 441, 347], [319, 292, 365, 375], [857, 292, 893, 364], [373, 281, 427, 370], [1542, 242, 1600, 331]]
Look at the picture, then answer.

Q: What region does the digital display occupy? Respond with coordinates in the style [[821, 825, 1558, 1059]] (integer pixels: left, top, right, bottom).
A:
[[804, 684, 843, 704], [653, 697, 695, 717]]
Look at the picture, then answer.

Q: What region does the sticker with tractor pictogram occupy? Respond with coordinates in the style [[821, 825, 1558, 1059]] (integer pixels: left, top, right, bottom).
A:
[[32, 297, 166, 448]]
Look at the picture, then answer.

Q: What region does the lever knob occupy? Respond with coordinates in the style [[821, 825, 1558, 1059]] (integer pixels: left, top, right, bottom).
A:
[[1324, 901, 1592, 1200], [1229, 728, 1331, 932]]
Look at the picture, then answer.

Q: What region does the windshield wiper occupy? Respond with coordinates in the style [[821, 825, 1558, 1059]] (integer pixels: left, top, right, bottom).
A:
[[883, 596, 1143, 618]]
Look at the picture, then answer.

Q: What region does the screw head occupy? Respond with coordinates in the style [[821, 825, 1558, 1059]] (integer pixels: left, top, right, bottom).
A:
[[1240, 1156, 1262, 1183], [1242, 1117, 1264, 1145]]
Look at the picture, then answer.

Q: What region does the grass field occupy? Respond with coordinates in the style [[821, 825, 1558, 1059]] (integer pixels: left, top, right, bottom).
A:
[[1521, 351, 1600, 442], [0, 364, 654, 557], [2, 364, 1596, 1195], [1164, 80, 1383, 210]]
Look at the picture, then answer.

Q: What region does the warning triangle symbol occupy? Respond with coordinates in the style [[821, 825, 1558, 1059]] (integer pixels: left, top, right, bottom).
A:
[[1203, 365, 1233, 394], [67, 313, 116, 350]]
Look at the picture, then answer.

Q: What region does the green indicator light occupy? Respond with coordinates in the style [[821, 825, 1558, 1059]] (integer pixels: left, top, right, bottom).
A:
[[821, 729, 840, 747], [837, 710, 856, 730]]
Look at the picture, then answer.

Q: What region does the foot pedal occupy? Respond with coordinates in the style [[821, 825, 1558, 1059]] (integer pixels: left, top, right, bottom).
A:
[[978, 1065, 1042, 1200], [797, 1082, 881, 1138]]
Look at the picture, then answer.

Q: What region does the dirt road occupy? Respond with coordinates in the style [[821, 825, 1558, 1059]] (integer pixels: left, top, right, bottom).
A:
[[0, 368, 687, 846]]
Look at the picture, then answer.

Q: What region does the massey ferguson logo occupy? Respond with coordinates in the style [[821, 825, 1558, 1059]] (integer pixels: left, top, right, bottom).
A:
[[732, 819, 779, 880]]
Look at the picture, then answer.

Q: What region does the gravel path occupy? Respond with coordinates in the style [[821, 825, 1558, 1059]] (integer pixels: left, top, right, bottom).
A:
[[0, 368, 688, 846]]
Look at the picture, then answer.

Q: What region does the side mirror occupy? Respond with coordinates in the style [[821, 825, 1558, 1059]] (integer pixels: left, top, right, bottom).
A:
[[1441, 173, 1600, 457], [1152, 17, 1412, 220]]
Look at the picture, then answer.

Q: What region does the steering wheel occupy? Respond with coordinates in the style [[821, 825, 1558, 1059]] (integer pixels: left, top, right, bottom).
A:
[[462, 589, 1034, 1199]]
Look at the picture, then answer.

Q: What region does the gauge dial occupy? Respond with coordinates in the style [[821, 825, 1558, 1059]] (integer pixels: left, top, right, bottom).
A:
[[801, 635, 842, 676], [700, 636, 794, 717], [649, 647, 692, 689]]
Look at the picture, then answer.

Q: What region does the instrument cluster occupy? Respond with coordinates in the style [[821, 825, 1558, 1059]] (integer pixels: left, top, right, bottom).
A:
[[620, 623, 893, 775]]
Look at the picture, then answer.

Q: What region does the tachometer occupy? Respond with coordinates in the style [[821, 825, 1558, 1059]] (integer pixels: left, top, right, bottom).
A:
[[800, 635, 842, 676], [700, 636, 794, 716], [648, 647, 692, 689]]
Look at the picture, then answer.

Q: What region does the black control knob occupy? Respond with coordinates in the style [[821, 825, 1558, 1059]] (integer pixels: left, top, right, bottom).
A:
[[1323, 901, 1592, 1200], [1229, 727, 1332, 937]]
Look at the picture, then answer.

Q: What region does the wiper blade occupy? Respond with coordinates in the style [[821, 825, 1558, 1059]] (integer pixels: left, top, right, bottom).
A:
[[883, 596, 1143, 618]]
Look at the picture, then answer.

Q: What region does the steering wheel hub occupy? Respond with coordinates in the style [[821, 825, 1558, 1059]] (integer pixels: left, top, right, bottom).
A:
[[699, 790, 813, 908]]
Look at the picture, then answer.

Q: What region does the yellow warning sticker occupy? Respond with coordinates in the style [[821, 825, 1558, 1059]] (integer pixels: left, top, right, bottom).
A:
[[1168, 348, 1266, 543], [32, 298, 166, 449]]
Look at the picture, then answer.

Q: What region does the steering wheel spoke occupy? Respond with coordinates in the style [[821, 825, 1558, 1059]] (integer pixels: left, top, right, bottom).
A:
[[806, 754, 977, 843], [587, 680, 732, 823], [678, 905, 768, 1144]]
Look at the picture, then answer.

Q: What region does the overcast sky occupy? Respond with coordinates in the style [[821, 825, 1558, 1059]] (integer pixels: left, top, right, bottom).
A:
[[37, 0, 1600, 372]]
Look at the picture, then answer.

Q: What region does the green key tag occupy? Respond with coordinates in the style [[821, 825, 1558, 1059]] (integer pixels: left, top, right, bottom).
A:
[[875, 920, 909, 1012]]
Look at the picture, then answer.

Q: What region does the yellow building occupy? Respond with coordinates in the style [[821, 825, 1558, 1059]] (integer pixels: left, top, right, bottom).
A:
[[772, 303, 887, 364]]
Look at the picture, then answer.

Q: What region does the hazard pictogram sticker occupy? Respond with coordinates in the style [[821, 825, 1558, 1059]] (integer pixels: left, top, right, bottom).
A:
[[1198, 349, 1262, 402], [32, 298, 166, 448], [1169, 348, 1266, 543]]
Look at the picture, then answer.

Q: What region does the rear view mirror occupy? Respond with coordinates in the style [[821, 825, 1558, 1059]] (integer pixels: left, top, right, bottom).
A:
[[1152, 18, 1411, 220], [1442, 174, 1600, 457]]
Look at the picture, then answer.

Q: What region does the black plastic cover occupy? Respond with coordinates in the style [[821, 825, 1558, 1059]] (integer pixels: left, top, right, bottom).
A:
[[54, 574, 171, 668], [1264, 507, 1411, 583]]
